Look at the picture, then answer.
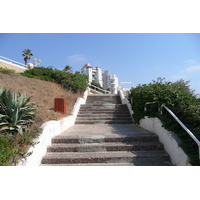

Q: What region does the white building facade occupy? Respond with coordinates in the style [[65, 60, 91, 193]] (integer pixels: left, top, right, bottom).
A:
[[81, 63, 119, 94], [102, 71, 119, 94], [81, 63, 103, 87]]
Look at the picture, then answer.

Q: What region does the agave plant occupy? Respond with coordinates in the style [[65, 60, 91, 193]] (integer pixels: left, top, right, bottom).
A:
[[0, 86, 37, 135]]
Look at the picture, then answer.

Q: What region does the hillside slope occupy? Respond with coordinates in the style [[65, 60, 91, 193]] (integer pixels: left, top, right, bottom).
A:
[[0, 72, 83, 129]]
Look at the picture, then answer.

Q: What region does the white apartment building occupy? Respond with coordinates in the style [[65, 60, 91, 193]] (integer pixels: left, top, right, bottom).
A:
[[81, 63, 103, 87], [102, 70, 109, 90], [81, 63, 119, 94], [102, 71, 119, 94]]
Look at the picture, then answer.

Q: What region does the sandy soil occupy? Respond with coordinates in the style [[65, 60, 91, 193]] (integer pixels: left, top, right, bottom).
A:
[[0, 72, 83, 129]]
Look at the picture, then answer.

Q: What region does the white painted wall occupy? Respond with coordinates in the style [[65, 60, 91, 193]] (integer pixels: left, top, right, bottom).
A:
[[17, 88, 89, 166], [139, 117, 191, 166], [0, 59, 26, 73], [118, 89, 133, 117]]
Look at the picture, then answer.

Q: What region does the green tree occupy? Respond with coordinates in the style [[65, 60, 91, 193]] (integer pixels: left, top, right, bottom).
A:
[[22, 49, 33, 65], [63, 65, 72, 73]]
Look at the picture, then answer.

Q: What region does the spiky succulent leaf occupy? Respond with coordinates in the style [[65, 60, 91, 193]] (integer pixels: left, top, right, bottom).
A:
[[0, 88, 37, 135]]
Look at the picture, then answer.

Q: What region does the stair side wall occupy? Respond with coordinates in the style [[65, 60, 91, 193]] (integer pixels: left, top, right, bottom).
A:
[[118, 89, 133, 117], [139, 117, 191, 166], [0, 59, 26, 73]]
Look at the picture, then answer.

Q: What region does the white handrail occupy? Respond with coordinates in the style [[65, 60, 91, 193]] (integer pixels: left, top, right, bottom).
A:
[[119, 82, 135, 89], [0, 55, 26, 68], [89, 84, 111, 94], [161, 105, 200, 160]]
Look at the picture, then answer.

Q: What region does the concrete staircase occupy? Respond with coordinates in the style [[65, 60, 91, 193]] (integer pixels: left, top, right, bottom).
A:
[[75, 94, 133, 124], [41, 94, 172, 166], [41, 133, 172, 166]]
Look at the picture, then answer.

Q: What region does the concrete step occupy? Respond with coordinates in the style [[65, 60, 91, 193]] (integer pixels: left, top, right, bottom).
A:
[[78, 110, 130, 113], [76, 117, 132, 121], [77, 95, 132, 124], [87, 101, 120, 104], [41, 161, 173, 166], [78, 111, 131, 114], [87, 94, 119, 96], [79, 107, 129, 111], [51, 134, 159, 144], [87, 101, 122, 104], [86, 95, 122, 104], [87, 99, 121, 102], [41, 150, 170, 165], [75, 120, 133, 124], [79, 109, 130, 112], [41, 128, 172, 166], [77, 114, 131, 117], [80, 104, 128, 108], [47, 141, 164, 152]]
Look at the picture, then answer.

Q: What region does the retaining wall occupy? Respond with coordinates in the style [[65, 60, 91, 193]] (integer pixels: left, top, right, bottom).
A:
[[0, 59, 26, 73], [139, 117, 191, 166]]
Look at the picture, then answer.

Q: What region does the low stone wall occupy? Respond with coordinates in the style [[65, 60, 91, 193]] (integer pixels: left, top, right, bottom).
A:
[[139, 117, 191, 166], [17, 89, 89, 166], [0, 59, 26, 73]]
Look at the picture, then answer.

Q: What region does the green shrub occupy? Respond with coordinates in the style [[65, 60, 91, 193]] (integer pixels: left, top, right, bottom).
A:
[[52, 69, 68, 84], [21, 67, 89, 93], [128, 78, 200, 165], [0, 87, 37, 135], [38, 76, 54, 82], [20, 72, 35, 78], [0, 135, 18, 166], [0, 129, 39, 166], [0, 134, 27, 166], [24, 67, 54, 77], [0, 67, 15, 74], [61, 72, 89, 93]]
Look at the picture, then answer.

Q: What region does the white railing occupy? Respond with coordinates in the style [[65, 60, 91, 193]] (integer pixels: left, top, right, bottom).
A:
[[118, 89, 133, 118], [161, 105, 200, 160], [0, 55, 26, 68], [144, 101, 200, 160], [118, 82, 135, 97], [118, 82, 135, 91], [89, 83, 111, 94]]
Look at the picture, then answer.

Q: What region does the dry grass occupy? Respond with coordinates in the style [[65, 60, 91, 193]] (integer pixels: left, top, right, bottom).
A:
[[0, 72, 83, 129]]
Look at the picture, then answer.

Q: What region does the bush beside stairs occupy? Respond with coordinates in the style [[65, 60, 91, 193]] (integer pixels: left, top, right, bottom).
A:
[[41, 94, 172, 166]]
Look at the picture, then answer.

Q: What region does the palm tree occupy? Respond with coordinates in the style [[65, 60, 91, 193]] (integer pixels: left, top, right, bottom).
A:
[[22, 49, 33, 65]]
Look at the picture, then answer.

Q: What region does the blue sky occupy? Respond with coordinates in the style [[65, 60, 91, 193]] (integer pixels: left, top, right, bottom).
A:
[[1, 33, 200, 94]]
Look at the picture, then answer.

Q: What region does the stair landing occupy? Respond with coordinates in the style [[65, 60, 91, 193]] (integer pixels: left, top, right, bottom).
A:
[[59, 124, 154, 137]]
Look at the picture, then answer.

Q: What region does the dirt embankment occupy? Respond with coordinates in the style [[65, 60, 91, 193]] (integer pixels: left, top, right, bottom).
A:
[[0, 72, 83, 129]]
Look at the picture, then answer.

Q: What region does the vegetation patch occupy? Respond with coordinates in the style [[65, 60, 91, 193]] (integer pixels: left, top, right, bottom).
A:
[[0, 65, 86, 165], [0, 130, 39, 166], [20, 67, 89, 93], [128, 78, 200, 165], [0, 87, 37, 135], [0, 67, 15, 74]]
